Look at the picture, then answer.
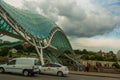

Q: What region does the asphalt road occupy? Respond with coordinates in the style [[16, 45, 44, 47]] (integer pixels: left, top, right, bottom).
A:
[[0, 73, 119, 80]]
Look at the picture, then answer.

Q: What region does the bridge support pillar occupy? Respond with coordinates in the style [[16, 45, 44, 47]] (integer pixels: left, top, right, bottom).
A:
[[32, 38, 44, 65], [40, 48, 44, 65]]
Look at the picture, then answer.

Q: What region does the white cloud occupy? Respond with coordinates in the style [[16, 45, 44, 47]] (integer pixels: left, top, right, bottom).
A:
[[20, 0, 120, 37], [4, 0, 24, 8], [79, 38, 120, 48], [69, 37, 120, 53], [3, 0, 120, 37]]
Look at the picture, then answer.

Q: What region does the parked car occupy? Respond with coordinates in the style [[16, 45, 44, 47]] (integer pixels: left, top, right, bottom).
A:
[[0, 57, 39, 76], [39, 63, 69, 76]]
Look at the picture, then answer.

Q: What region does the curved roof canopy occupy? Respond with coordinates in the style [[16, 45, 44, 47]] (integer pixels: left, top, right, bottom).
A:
[[0, 0, 57, 39], [0, 0, 73, 53]]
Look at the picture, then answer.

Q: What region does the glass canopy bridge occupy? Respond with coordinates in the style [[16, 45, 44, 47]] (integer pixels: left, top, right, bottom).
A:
[[0, 0, 77, 65]]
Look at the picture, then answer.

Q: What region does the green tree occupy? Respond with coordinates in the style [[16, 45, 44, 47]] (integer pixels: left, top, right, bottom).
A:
[[82, 49, 88, 54], [81, 55, 89, 60], [109, 51, 114, 54], [89, 55, 96, 60], [96, 62, 102, 66], [112, 62, 120, 69], [74, 49, 83, 54], [25, 46, 35, 53], [0, 47, 11, 56], [13, 45, 23, 50], [64, 50, 71, 54]]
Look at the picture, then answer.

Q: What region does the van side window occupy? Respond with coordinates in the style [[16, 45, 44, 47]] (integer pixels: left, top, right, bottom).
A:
[[7, 60, 16, 65], [42, 64, 50, 67], [51, 64, 61, 67]]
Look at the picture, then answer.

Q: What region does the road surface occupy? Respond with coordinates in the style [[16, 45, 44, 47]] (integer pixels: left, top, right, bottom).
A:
[[0, 73, 119, 80]]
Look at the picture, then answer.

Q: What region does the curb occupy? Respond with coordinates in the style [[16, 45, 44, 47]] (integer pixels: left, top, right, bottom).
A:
[[69, 71, 120, 78]]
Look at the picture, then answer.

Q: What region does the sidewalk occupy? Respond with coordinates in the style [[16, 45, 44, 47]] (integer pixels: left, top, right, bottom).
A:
[[69, 71, 120, 78]]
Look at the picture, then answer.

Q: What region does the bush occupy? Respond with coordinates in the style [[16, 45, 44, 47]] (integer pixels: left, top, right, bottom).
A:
[[112, 62, 120, 69], [0, 57, 9, 63], [96, 62, 102, 66]]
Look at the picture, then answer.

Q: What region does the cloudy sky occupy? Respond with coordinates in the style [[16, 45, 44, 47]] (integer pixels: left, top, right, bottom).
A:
[[3, 0, 120, 53]]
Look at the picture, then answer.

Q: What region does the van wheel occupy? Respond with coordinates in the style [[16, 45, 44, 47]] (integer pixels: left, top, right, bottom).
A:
[[0, 68, 4, 73], [57, 71, 63, 77], [23, 70, 29, 76]]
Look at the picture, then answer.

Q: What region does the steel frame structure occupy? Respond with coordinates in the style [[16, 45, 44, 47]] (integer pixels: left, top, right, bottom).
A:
[[0, 2, 74, 65]]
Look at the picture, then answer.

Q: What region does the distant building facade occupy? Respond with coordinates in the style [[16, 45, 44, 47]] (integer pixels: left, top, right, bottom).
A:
[[117, 50, 120, 61]]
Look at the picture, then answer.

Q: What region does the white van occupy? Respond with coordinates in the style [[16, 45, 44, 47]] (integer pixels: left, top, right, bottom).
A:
[[0, 57, 39, 76]]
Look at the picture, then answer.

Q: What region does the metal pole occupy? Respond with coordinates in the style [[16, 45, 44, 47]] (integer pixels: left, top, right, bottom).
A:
[[40, 48, 44, 65], [32, 38, 44, 65]]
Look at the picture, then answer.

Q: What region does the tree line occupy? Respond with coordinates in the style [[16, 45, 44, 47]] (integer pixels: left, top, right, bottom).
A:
[[74, 49, 117, 61]]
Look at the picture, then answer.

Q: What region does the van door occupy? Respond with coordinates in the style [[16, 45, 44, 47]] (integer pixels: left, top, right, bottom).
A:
[[49, 64, 60, 74], [6, 60, 16, 73], [41, 64, 51, 74]]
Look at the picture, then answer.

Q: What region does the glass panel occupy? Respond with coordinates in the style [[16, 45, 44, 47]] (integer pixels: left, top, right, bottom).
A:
[[0, 0, 57, 39], [51, 31, 72, 52]]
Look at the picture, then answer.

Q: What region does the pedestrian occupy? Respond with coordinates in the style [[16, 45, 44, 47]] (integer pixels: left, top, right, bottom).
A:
[[97, 63, 100, 72], [72, 62, 76, 71], [76, 62, 81, 71], [94, 65, 97, 71], [84, 64, 87, 72], [86, 63, 90, 72], [84, 63, 90, 72]]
